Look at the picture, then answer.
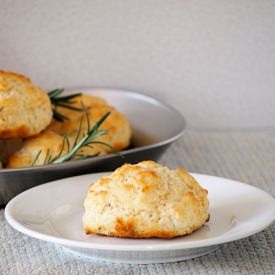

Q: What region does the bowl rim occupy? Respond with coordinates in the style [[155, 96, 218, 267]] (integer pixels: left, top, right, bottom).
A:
[[0, 88, 186, 173]]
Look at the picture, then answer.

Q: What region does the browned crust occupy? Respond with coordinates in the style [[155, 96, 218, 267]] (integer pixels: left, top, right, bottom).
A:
[[84, 215, 210, 239], [0, 125, 29, 138], [83, 162, 210, 239], [0, 70, 31, 83]]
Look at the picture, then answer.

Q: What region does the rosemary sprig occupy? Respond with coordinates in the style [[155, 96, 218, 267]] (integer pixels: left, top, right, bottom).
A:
[[52, 112, 111, 164], [48, 88, 83, 122], [31, 107, 113, 166]]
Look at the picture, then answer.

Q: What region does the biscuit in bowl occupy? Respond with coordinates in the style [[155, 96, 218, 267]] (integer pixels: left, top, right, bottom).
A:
[[0, 70, 52, 138], [49, 102, 131, 152], [50, 94, 108, 121], [6, 130, 65, 168], [83, 160, 209, 239], [6, 130, 108, 168]]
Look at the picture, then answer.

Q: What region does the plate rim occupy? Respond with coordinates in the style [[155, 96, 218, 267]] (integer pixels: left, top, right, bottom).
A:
[[5, 172, 275, 252]]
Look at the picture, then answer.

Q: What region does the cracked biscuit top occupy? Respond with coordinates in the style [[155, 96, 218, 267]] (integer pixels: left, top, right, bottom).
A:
[[83, 160, 209, 238], [0, 70, 52, 138]]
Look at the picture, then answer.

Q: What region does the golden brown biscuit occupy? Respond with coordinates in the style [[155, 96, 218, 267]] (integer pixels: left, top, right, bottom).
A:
[[6, 130, 108, 168], [51, 94, 108, 120], [0, 70, 52, 138], [49, 100, 131, 152], [83, 161, 210, 238], [6, 130, 64, 168]]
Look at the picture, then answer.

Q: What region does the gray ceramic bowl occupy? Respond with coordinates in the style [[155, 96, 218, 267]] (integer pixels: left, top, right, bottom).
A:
[[0, 89, 185, 205]]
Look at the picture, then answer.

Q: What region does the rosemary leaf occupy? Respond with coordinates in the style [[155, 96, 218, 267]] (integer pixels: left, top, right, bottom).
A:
[[52, 109, 69, 122], [73, 115, 84, 147], [31, 150, 42, 166], [52, 102, 82, 112], [48, 89, 64, 98], [44, 149, 50, 165], [53, 93, 82, 101], [48, 89, 83, 122]]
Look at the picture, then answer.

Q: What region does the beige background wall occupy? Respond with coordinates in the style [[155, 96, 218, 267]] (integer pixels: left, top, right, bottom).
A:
[[0, 0, 274, 128]]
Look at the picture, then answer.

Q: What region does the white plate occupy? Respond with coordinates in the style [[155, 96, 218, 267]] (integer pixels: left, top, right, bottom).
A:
[[5, 173, 275, 264]]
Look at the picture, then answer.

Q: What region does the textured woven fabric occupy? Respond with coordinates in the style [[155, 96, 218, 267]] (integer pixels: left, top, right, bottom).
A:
[[1, 129, 274, 274]]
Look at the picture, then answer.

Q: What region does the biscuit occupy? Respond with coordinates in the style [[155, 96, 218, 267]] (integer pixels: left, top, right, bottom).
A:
[[6, 130, 107, 168], [49, 98, 131, 152], [0, 70, 52, 138], [6, 130, 64, 168], [83, 160, 209, 238], [51, 94, 108, 120]]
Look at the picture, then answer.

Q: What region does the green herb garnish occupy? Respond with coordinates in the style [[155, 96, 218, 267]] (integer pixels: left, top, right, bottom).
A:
[[48, 88, 82, 122], [32, 105, 113, 166]]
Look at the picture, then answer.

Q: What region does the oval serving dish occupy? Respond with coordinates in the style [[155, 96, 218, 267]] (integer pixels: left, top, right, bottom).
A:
[[0, 88, 185, 205]]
